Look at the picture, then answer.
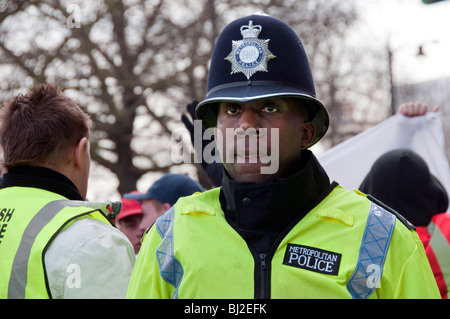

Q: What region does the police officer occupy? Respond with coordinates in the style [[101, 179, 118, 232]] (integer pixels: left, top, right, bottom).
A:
[[0, 83, 135, 298], [127, 14, 439, 298]]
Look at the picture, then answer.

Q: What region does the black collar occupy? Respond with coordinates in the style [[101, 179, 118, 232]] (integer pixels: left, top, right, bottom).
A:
[[220, 150, 334, 253], [0, 166, 84, 200]]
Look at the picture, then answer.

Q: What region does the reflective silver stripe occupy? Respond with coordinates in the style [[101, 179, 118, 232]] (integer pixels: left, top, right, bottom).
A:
[[7, 199, 114, 299], [155, 207, 183, 299], [8, 200, 72, 298], [428, 221, 450, 290], [346, 202, 396, 299]]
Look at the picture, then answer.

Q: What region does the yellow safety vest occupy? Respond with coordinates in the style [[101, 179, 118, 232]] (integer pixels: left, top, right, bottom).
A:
[[0, 187, 114, 299], [127, 185, 440, 299]]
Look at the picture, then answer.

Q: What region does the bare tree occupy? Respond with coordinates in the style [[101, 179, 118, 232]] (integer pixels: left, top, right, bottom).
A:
[[0, 0, 390, 197], [0, 0, 217, 194]]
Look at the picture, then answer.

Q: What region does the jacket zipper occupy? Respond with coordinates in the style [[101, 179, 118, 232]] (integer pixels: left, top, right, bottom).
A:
[[256, 253, 269, 299]]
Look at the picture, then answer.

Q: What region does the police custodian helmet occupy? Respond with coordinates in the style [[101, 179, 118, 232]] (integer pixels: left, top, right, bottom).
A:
[[195, 14, 329, 148]]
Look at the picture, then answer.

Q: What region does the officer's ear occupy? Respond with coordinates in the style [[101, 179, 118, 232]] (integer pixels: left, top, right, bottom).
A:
[[300, 122, 316, 148], [295, 100, 316, 148]]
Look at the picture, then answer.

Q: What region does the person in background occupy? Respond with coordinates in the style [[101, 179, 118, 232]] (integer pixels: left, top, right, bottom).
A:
[[182, 100, 223, 187], [0, 83, 135, 299], [127, 15, 439, 299], [396, 101, 439, 116], [360, 102, 449, 298], [117, 192, 144, 255], [123, 173, 204, 233]]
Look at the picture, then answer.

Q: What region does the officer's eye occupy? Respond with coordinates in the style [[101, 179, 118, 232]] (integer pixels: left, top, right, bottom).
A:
[[225, 106, 239, 115], [263, 105, 278, 113]]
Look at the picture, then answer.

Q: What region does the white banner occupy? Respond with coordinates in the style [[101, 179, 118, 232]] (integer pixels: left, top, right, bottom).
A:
[[317, 113, 450, 211]]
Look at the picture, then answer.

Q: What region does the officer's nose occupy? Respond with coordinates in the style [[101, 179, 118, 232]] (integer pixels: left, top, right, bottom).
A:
[[237, 109, 260, 134]]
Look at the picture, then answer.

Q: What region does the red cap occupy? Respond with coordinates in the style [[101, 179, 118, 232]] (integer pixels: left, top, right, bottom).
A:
[[117, 191, 143, 223]]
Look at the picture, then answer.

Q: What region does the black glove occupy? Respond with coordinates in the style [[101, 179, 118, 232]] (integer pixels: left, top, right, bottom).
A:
[[181, 100, 200, 147], [181, 100, 223, 186]]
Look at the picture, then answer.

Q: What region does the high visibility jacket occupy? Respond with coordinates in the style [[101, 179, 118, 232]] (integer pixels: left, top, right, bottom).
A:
[[0, 187, 113, 299], [416, 213, 450, 299], [127, 185, 440, 299]]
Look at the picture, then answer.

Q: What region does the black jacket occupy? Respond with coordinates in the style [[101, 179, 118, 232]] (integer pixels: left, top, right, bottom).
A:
[[359, 148, 449, 227]]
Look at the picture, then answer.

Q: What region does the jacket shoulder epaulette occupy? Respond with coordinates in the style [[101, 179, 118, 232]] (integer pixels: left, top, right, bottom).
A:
[[367, 194, 416, 231]]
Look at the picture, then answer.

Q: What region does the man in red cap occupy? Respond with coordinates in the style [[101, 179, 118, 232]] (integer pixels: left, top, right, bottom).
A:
[[117, 192, 144, 255], [123, 174, 204, 234]]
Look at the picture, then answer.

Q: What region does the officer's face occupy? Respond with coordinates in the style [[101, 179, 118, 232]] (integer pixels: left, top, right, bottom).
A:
[[215, 98, 315, 183]]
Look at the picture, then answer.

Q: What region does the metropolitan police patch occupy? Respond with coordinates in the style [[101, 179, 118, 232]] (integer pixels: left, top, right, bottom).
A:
[[283, 243, 341, 276], [225, 20, 276, 79]]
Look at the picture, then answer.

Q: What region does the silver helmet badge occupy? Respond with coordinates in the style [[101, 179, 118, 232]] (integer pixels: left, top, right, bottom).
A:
[[225, 20, 276, 80]]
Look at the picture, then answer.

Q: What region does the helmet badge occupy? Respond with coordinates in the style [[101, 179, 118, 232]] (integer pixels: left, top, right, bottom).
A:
[[225, 20, 276, 80]]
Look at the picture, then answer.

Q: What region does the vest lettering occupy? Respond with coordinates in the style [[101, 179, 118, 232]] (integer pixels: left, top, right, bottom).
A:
[[283, 243, 341, 275], [0, 208, 14, 223], [0, 223, 7, 243], [0, 208, 14, 245]]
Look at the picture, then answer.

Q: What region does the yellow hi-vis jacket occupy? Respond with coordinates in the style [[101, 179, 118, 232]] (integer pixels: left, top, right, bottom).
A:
[[127, 185, 440, 299], [0, 187, 114, 299]]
